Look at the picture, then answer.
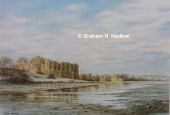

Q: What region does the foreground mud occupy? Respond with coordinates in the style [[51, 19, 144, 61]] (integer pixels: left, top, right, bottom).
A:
[[77, 100, 169, 115], [0, 100, 168, 115]]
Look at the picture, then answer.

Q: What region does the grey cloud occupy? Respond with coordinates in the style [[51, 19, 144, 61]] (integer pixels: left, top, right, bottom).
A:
[[0, 0, 170, 75]]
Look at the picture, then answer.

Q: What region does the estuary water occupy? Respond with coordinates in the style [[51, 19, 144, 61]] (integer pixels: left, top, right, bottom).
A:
[[0, 81, 169, 115]]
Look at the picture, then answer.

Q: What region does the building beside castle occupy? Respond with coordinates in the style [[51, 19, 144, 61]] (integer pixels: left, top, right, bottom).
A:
[[99, 76, 123, 84], [15, 57, 79, 79]]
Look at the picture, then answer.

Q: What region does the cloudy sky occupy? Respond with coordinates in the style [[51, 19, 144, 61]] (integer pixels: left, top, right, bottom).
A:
[[0, 0, 170, 75]]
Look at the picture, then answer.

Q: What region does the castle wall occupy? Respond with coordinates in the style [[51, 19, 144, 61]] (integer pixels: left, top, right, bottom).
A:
[[16, 57, 79, 79]]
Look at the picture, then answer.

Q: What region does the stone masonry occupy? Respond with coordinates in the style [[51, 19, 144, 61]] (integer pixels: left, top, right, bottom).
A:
[[15, 57, 79, 79]]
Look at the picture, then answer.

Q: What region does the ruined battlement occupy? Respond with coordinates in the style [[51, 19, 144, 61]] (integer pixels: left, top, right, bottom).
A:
[[15, 57, 79, 79]]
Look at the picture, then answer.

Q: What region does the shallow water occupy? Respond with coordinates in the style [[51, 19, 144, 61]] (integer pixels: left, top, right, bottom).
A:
[[78, 81, 169, 108], [0, 81, 169, 114]]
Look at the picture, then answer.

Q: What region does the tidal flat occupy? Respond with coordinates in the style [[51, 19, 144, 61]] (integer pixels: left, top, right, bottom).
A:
[[0, 81, 169, 115]]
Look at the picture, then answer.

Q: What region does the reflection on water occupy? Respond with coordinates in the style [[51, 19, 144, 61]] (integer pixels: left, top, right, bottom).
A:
[[0, 83, 123, 103], [0, 81, 169, 109]]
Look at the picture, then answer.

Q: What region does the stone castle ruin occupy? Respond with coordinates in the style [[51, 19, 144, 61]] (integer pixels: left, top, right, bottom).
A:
[[15, 57, 79, 79]]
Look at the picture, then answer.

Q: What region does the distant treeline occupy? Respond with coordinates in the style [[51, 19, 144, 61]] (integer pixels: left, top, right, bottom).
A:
[[79, 73, 151, 81], [116, 74, 151, 81], [79, 73, 99, 81]]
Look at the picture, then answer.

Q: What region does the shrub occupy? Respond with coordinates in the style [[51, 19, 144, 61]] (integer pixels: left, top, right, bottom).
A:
[[5, 73, 32, 83], [48, 73, 55, 79]]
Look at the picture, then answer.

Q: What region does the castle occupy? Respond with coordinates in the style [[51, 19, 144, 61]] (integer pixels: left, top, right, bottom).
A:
[[15, 57, 79, 79]]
